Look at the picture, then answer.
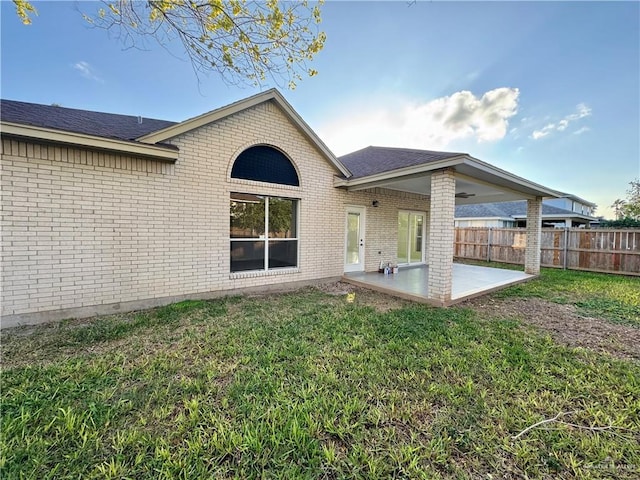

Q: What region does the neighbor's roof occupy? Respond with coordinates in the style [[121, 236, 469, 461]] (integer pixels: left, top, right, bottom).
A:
[[339, 146, 464, 179], [0, 99, 177, 141], [456, 201, 596, 220], [557, 192, 597, 207]]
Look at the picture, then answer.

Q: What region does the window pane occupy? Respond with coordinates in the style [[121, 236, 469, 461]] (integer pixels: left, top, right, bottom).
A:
[[397, 212, 408, 264], [268, 240, 297, 268], [230, 193, 265, 238], [231, 241, 265, 272], [346, 213, 360, 265], [231, 146, 299, 186], [410, 214, 424, 262], [268, 197, 297, 238]]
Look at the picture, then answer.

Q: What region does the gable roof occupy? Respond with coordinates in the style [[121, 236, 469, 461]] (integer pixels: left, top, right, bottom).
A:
[[334, 146, 560, 200], [0, 99, 176, 141], [1, 90, 351, 177], [338, 146, 465, 179], [455, 201, 596, 220], [136, 89, 351, 177]]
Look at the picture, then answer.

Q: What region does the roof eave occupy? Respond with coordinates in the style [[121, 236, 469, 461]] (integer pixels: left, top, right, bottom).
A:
[[1, 122, 179, 162], [334, 154, 559, 199], [462, 156, 560, 198], [512, 213, 597, 221], [135, 89, 351, 178], [454, 216, 515, 221], [333, 155, 468, 189]]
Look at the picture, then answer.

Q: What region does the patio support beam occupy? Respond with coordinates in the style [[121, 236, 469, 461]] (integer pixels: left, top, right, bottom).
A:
[[427, 168, 456, 305], [525, 197, 543, 275]]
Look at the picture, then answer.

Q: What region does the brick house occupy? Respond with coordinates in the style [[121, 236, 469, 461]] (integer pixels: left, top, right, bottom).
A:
[[1, 90, 557, 327]]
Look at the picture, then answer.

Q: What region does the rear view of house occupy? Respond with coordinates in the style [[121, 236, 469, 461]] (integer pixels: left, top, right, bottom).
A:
[[1, 90, 558, 327]]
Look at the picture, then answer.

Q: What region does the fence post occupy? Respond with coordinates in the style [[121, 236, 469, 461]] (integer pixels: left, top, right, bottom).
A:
[[562, 228, 569, 270], [487, 227, 492, 262]]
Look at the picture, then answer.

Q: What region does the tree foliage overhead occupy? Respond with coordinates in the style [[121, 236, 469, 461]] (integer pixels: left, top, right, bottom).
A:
[[12, 0, 326, 89]]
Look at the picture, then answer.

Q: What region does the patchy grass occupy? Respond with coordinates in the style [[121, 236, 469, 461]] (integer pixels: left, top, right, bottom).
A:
[[493, 267, 640, 327], [2, 286, 639, 479]]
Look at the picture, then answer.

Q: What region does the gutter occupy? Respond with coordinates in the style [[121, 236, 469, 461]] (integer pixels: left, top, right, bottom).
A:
[[1, 122, 179, 162]]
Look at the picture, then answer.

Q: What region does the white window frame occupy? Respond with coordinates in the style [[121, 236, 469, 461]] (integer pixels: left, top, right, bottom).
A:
[[397, 210, 427, 265]]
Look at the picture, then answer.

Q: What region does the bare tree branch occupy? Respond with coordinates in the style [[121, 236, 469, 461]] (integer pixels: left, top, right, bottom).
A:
[[512, 411, 638, 440]]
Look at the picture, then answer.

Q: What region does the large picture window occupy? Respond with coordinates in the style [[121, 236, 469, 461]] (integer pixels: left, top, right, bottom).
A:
[[230, 193, 298, 272]]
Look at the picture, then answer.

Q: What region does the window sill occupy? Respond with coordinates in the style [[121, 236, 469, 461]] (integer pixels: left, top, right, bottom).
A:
[[229, 268, 300, 280]]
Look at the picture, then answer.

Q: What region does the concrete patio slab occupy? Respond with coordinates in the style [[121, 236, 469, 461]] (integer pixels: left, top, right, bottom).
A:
[[342, 263, 533, 306]]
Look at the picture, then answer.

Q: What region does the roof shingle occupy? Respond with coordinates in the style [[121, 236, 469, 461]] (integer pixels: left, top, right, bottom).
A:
[[455, 201, 590, 219], [0, 99, 176, 141], [338, 146, 463, 179]]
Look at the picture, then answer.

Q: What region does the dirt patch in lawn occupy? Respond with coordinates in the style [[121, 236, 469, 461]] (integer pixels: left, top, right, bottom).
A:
[[465, 297, 640, 361], [314, 281, 412, 312]]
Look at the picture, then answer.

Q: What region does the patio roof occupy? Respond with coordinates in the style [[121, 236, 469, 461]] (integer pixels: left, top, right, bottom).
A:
[[343, 263, 533, 306], [335, 146, 560, 203]]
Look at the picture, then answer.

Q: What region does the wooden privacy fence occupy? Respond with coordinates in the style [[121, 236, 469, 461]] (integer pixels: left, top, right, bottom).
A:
[[454, 227, 640, 276]]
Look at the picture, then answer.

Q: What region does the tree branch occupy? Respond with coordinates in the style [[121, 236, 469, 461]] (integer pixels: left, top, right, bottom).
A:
[[512, 411, 637, 440]]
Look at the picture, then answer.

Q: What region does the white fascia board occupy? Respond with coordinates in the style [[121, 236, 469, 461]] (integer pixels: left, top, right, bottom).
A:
[[454, 216, 515, 222], [333, 154, 559, 199], [512, 213, 597, 221], [136, 88, 351, 178], [462, 156, 561, 198], [1, 122, 178, 161]]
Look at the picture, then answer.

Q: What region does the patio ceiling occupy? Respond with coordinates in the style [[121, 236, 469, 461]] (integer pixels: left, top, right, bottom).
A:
[[335, 154, 560, 204]]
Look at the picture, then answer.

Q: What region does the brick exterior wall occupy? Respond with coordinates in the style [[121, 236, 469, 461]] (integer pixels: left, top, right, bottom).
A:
[[1, 100, 432, 324], [525, 197, 542, 275], [343, 188, 430, 272], [427, 168, 456, 304]]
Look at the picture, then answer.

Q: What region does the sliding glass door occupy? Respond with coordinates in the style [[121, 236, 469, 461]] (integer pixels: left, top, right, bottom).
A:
[[397, 211, 425, 265]]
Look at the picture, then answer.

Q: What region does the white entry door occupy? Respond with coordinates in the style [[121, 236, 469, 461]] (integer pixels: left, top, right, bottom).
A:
[[344, 206, 366, 272]]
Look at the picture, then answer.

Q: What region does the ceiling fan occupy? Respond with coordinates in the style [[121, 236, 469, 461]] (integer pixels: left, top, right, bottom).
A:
[[455, 192, 476, 199]]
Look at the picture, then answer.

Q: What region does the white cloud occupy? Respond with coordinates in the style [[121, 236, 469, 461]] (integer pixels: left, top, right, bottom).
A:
[[531, 103, 591, 140], [318, 88, 520, 155], [531, 123, 555, 140], [73, 61, 103, 82], [573, 126, 590, 135]]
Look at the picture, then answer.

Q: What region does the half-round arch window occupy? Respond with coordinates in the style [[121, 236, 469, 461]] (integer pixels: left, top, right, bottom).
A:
[[231, 145, 299, 186]]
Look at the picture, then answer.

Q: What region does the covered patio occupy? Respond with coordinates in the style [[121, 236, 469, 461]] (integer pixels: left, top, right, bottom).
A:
[[336, 147, 560, 306], [342, 263, 533, 306]]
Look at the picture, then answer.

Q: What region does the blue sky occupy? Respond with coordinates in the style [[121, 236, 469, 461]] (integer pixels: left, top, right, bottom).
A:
[[2, 1, 638, 218]]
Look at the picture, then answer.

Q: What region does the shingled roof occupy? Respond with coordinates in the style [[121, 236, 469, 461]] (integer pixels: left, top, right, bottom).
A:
[[456, 201, 589, 219], [338, 146, 464, 179], [0, 99, 177, 141]]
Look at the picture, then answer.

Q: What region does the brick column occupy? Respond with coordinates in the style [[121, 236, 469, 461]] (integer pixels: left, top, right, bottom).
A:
[[427, 168, 456, 304], [525, 197, 542, 275]]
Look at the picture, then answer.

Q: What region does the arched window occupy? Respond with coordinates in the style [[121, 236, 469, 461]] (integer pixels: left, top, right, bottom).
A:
[[231, 145, 299, 186]]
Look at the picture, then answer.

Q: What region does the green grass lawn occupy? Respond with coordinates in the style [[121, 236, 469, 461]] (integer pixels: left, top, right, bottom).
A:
[[2, 271, 639, 479], [459, 260, 640, 328]]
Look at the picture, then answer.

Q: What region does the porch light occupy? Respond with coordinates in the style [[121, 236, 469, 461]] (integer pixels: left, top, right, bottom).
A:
[[372, 200, 379, 207]]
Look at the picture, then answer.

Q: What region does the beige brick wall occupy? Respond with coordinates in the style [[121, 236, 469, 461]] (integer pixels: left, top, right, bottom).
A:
[[427, 168, 456, 303], [525, 197, 542, 275], [1, 100, 433, 321], [344, 188, 430, 272]]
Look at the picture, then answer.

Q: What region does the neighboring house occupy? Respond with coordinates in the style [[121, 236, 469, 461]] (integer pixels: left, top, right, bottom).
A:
[[0, 89, 559, 326], [455, 195, 598, 228]]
